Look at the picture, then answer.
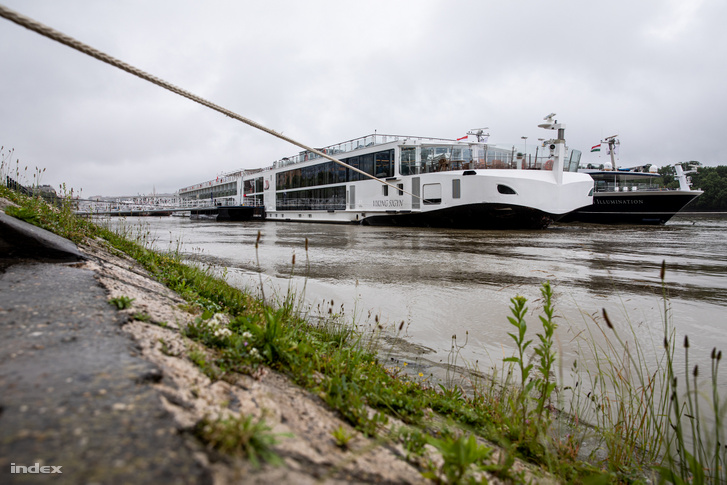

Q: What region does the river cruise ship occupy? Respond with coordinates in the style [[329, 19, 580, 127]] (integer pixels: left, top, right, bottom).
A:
[[178, 117, 594, 229], [558, 167, 702, 225], [559, 136, 703, 225]]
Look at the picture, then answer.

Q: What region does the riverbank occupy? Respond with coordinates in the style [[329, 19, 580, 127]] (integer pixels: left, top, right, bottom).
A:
[[7, 187, 724, 483], [1, 198, 564, 483]]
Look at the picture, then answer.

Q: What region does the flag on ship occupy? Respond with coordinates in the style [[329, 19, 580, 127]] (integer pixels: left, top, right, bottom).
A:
[[457, 135, 469, 141], [591, 144, 601, 152]]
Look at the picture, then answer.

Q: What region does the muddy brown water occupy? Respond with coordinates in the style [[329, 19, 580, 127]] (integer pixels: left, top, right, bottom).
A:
[[104, 213, 727, 405]]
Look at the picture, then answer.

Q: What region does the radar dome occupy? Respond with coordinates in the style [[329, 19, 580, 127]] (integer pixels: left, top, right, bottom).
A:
[[649, 165, 659, 173]]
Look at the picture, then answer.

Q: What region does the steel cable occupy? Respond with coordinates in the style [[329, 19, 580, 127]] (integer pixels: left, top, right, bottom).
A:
[[0, 4, 418, 198]]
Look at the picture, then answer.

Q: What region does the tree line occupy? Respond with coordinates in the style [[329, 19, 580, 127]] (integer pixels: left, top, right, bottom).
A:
[[659, 164, 727, 211]]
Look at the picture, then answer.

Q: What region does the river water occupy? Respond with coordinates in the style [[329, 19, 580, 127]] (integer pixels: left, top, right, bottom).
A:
[[106, 213, 727, 397]]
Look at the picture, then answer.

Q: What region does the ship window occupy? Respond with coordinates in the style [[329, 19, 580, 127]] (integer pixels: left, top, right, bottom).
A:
[[346, 156, 360, 181], [333, 162, 347, 183], [400, 147, 417, 175], [397, 183, 404, 195], [420, 147, 436, 173], [276, 186, 346, 211], [497, 184, 517, 195], [360, 154, 374, 177], [273, 149, 395, 189], [382, 185, 388, 196], [452, 179, 461, 199], [375, 150, 394, 178]]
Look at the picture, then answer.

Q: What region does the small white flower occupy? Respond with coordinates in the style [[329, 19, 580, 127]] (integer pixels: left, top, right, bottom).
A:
[[214, 328, 232, 338], [241, 331, 253, 340], [208, 313, 228, 327], [249, 348, 260, 359]]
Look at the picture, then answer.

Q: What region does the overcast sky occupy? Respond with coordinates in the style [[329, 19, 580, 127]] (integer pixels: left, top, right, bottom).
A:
[[1, 0, 725, 197]]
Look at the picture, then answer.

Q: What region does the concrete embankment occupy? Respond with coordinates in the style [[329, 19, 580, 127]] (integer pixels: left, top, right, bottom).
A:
[[0, 210, 212, 483]]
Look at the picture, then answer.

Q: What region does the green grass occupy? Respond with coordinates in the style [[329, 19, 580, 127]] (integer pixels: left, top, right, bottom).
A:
[[424, 431, 494, 484], [193, 413, 287, 467], [108, 295, 135, 310], [3, 167, 726, 484], [331, 425, 356, 450]]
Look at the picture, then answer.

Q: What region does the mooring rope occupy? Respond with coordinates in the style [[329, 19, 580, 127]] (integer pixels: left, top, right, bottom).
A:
[[0, 4, 418, 198]]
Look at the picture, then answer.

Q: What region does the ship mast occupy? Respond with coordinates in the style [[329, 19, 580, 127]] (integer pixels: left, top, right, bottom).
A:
[[538, 113, 565, 185], [604, 135, 619, 171]]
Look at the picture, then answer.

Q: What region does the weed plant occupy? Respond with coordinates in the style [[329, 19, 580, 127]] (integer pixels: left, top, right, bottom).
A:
[[108, 295, 135, 310], [331, 425, 356, 450], [555, 261, 727, 483], [423, 431, 494, 484], [193, 413, 286, 467]]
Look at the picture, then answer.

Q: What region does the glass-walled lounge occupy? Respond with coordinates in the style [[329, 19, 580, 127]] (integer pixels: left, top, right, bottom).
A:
[[179, 170, 243, 205], [399, 144, 580, 173], [591, 172, 664, 193], [243, 177, 264, 195], [274, 149, 393, 212], [179, 181, 237, 200], [399, 145, 534, 173], [276, 149, 394, 191], [400, 145, 484, 174], [276, 186, 346, 211]]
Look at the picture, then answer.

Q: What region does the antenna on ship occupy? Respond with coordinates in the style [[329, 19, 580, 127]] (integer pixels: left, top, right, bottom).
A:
[[467, 127, 490, 142], [538, 113, 557, 127], [603, 134, 619, 171], [537, 113, 566, 184]]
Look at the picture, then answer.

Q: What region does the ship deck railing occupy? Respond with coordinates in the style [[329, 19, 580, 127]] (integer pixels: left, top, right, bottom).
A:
[[176, 198, 263, 208], [595, 182, 676, 192], [272, 133, 483, 170], [275, 197, 346, 211], [75, 196, 265, 216]]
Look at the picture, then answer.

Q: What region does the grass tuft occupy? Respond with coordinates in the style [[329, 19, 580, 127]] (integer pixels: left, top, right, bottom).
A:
[[193, 413, 287, 467]]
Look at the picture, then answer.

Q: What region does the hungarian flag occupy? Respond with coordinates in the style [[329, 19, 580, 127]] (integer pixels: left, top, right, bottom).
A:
[[591, 144, 601, 152]]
